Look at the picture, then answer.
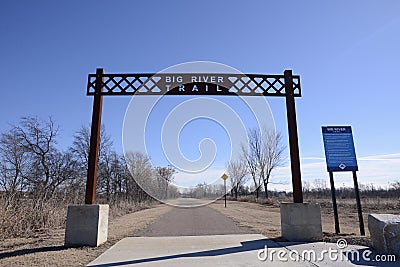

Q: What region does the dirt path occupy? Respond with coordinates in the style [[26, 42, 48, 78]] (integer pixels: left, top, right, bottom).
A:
[[136, 205, 254, 237]]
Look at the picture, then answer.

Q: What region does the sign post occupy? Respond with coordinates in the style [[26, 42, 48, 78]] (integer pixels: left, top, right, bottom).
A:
[[322, 126, 365, 235], [328, 171, 340, 234], [221, 173, 228, 208], [352, 170, 365, 235]]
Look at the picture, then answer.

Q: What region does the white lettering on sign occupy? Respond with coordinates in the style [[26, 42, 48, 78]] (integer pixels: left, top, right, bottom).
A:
[[165, 76, 183, 83], [163, 75, 226, 93], [326, 127, 347, 133], [191, 76, 224, 83]]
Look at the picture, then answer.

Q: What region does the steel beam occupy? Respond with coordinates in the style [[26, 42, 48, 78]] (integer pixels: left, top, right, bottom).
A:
[[85, 68, 104, 204], [284, 70, 303, 203]]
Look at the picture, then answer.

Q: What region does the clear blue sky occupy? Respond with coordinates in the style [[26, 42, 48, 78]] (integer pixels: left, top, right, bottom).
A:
[[1, 0, 399, 190]]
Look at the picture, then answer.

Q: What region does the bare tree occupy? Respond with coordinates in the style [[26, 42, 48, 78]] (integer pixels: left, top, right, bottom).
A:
[[241, 134, 261, 200], [0, 118, 163, 239], [302, 180, 312, 193], [70, 124, 113, 170], [227, 159, 248, 200], [258, 130, 286, 198], [391, 181, 400, 192], [13, 117, 59, 202], [0, 128, 28, 205], [242, 128, 286, 199], [124, 151, 154, 201], [70, 124, 114, 199], [193, 182, 207, 198], [313, 179, 327, 192], [98, 150, 120, 202], [46, 150, 80, 199], [155, 166, 176, 199]]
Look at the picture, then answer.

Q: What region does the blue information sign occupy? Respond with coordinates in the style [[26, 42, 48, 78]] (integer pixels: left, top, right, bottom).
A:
[[322, 126, 358, 172]]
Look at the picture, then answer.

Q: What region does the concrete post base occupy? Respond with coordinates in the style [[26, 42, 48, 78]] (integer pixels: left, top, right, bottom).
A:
[[280, 202, 322, 242], [368, 213, 400, 256], [64, 204, 109, 247]]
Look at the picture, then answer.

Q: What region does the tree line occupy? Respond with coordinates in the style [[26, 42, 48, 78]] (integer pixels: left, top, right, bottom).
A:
[[302, 178, 400, 199], [0, 116, 176, 216]]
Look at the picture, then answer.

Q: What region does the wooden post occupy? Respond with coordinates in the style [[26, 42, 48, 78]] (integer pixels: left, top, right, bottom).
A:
[[353, 171, 365, 235], [329, 172, 340, 234], [284, 70, 303, 203], [85, 68, 104, 204]]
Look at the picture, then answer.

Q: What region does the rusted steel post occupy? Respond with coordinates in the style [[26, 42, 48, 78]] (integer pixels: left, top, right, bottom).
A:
[[284, 70, 303, 203], [85, 68, 104, 204]]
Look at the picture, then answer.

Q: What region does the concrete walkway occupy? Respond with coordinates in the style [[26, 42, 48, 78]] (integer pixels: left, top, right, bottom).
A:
[[87, 234, 398, 266], [88, 199, 398, 266], [134, 205, 254, 237], [87, 234, 306, 266]]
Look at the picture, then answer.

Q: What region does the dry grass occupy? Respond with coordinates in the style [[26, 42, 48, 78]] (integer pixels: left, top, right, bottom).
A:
[[304, 197, 400, 213], [211, 196, 400, 247], [231, 195, 283, 207], [0, 198, 67, 240], [107, 199, 159, 219], [0, 197, 159, 241], [0, 203, 172, 267]]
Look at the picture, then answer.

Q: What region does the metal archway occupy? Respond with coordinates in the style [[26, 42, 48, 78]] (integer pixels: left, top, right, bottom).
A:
[[84, 69, 303, 204]]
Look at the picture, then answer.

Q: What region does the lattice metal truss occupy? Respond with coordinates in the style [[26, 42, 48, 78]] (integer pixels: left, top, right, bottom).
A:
[[87, 73, 301, 97]]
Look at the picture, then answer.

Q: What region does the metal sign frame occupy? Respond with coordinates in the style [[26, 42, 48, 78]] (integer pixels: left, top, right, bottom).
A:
[[321, 126, 365, 236], [85, 69, 304, 204], [87, 73, 301, 96], [322, 126, 358, 172]]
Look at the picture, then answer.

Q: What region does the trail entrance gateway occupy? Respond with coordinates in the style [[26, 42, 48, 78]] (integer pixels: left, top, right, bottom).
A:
[[84, 69, 303, 204]]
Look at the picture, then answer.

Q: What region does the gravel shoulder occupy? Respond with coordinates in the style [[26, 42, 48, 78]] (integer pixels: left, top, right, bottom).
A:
[[0, 204, 172, 267]]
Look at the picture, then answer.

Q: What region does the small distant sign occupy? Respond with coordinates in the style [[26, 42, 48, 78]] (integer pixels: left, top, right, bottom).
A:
[[322, 126, 358, 172], [221, 173, 228, 180]]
